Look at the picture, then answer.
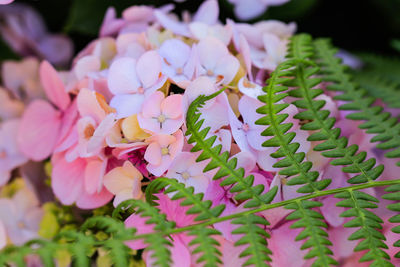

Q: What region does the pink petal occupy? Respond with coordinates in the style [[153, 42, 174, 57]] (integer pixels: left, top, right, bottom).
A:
[[39, 61, 70, 111], [142, 91, 163, 118], [51, 153, 85, 205], [55, 99, 78, 149], [144, 142, 162, 166], [87, 113, 117, 154], [136, 50, 162, 88], [170, 236, 191, 267], [159, 117, 184, 135], [158, 39, 191, 67], [162, 94, 183, 119], [197, 37, 229, 71], [154, 10, 190, 37], [37, 35, 74, 67], [193, 0, 219, 25], [84, 159, 104, 195], [75, 186, 113, 209], [108, 57, 140, 95], [125, 213, 155, 249], [17, 100, 61, 161], [110, 93, 145, 118]]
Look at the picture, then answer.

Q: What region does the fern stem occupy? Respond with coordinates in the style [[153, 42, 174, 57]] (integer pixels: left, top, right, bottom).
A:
[[127, 179, 400, 241]]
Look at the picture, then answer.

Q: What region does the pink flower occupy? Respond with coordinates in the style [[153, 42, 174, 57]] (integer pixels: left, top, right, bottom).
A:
[[103, 161, 143, 207], [0, 0, 14, 5], [196, 37, 240, 84], [99, 7, 126, 37], [76, 88, 117, 157], [51, 151, 113, 209], [144, 130, 184, 176], [0, 187, 43, 246], [0, 221, 6, 249], [166, 152, 211, 194], [137, 91, 184, 135], [229, 0, 290, 21], [17, 61, 77, 161], [0, 119, 28, 186], [158, 38, 197, 87], [107, 51, 166, 118]]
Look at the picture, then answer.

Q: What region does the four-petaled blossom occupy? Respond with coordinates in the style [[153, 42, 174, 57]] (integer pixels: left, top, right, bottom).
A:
[[196, 37, 240, 85], [103, 161, 143, 207], [144, 130, 184, 176], [137, 91, 184, 135], [158, 38, 196, 87], [166, 152, 211, 194], [108, 51, 166, 118]]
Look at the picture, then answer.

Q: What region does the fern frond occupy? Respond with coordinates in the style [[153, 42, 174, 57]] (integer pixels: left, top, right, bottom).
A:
[[255, 41, 336, 266], [145, 177, 225, 221], [382, 184, 400, 258], [313, 38, 400, 258], [57, 231, 94, 266], [114, 199, 175, 267], [336, 190, 393, 266], [188, 226, 222, 267], [231, 214, 271, 267], [357, 53, 400, 85], [186, 90, 276, 208], [285, 200, 335, 266], [353, 73, 400, 109], [313, 38, 400, 166]]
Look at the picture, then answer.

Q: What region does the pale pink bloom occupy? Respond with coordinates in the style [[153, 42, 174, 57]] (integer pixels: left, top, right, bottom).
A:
[[237, 77, 264, 99], [103, 161, 143, 207], [0, 187, 43, 245], [1, 57, 44, 102], [154, 0, 219, 37], [107, 51, 166, 118], [76, 88, 117, 157], [137, 91, 184, 135], [0, 4, 73, 66], [51, 151, 113, 209], [0, 119, 28, 186], [125, 193, 195, 267], [166, 152, 211, 194], [196, 37, 240, 84], [0, 89, 24, 120], [115, 33, 148, 59], [17, 61, 77, 161], [158, 38, 197, 87], [144, 130, 184, 176], [0, 0, 14, 4], [229, 0, 289, 20]]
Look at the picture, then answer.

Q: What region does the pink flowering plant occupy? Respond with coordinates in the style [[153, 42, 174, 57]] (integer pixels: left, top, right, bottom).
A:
[[0, 0, 400, 266]]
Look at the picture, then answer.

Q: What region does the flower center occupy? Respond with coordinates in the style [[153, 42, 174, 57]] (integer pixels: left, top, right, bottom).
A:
[[243, 78, 256, 88], [157, 114, 166, 123], [17, 221, 25, 229], [176, 67, 183, 75], [281, 177, 288, 185], [0, 150, 7, 159], [161, 147, 169, 155], [242, 123, 250, 132], [206, 69, 214, 76], [181, 171, 190, 180], [84, 124, 95, 139], [137, 87, 145, 94]]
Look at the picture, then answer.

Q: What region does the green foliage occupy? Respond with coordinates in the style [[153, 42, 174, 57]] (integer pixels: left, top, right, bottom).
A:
[[2, 34, 400, 267]]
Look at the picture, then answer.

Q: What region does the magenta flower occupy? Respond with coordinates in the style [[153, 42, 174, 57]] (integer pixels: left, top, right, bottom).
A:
[[137, 91, 184, 135]]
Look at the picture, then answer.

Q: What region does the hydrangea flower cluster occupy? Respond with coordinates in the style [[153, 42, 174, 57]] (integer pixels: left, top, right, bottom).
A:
[[0, 0, 398, 266]]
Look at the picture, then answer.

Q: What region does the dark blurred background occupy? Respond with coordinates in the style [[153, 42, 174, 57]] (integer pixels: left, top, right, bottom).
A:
[[2, 0, 400, 61]]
